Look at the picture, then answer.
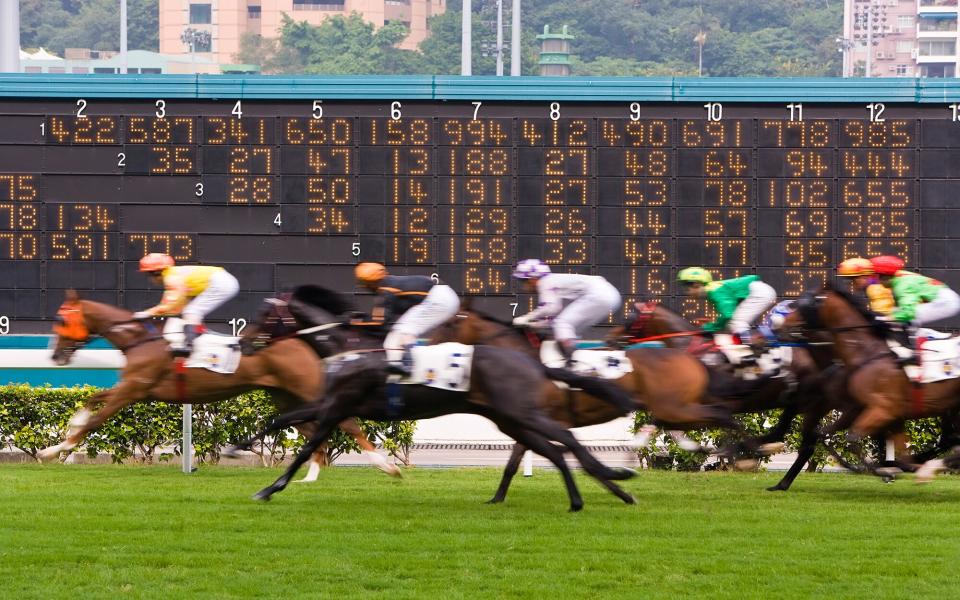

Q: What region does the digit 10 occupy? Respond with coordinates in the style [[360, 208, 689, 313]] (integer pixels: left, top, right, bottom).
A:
[[950, 103, 960, 122], [704, 102, 722, 122]]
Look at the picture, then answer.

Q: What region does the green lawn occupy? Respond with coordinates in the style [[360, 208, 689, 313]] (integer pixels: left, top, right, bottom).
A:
[[2, 465, 959, 599]]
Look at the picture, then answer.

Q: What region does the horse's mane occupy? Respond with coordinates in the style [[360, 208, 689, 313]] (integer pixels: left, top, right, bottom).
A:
[[290, 284, 355, 316], [821, 281, 889, 337]]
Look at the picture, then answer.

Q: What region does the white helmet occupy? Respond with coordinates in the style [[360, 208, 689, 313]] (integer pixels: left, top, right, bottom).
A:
[[513, 259, 551, 280]]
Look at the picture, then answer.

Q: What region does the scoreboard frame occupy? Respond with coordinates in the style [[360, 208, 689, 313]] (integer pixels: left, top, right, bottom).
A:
[[2, 74, 960, 333]]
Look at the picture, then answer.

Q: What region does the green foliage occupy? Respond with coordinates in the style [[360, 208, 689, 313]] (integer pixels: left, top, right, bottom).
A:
[[19, 0, 159, 54], [0, 385, 414, 467]]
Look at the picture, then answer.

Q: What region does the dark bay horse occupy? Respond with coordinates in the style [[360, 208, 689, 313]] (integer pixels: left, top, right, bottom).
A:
[[783, 286, 960, 482], [41, 289, 397, 478], [236, 348, 640, 512]]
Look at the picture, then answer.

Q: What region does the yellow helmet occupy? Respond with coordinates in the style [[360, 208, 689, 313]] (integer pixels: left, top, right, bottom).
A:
[[837, 257, 874, 277], [355, 262, 387, 284], [677, 267, 713, 285]]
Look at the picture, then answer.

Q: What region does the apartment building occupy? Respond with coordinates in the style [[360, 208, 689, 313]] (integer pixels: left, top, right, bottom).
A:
[[843, 0, 959, 77], [159, 0, 446, 67]]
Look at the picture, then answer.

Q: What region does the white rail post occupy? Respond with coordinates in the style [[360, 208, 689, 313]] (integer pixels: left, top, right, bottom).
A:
[[182, 403, 193, 473], [522, 450, 533, 476]]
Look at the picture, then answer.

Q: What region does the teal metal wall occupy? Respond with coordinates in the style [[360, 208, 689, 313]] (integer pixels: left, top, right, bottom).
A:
[[0, 337, 119, 387], [1, 74, 959, 103]]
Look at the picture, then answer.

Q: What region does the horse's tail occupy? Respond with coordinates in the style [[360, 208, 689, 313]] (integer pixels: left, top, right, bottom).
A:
[[543, 367, 636, 415]]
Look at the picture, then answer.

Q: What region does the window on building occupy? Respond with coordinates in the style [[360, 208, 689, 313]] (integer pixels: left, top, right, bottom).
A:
[[190, 4, 212, 24], [248, 5, 262, 18], [895, 64, 910, 76], [292, 0, 346, 9], [919, 40, 957, 56], [93, 67, 117, 73], [898, 15, 914, 32], [71, 67, 90, 74], [141, 68, 162, 74], [48, 67, 66, 73], [919, 17, 957, 32], [896, 41, 913, 54]]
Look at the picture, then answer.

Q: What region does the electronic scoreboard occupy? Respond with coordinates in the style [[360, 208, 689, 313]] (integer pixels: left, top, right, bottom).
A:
[[2, 77, 960, 333]]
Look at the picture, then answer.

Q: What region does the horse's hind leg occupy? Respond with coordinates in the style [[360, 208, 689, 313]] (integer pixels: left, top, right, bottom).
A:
[[254, 412, 345, 501], [38, 384, 145, 462], [337, 417, 401, 478], [768, 407, 827, 492], [520, 413, 636, 483], [495, 421, 595, 512], [488, 443, 526, 504]]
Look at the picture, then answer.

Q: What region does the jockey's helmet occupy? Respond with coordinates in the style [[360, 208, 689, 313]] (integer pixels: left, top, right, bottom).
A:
[[870, 255, 905, 276], [512, 259, 551, 279], [139, 253, 175, 273], [355, 262, 388, 284], [837, 257, 875, 277], [677, 266, 713, 285]]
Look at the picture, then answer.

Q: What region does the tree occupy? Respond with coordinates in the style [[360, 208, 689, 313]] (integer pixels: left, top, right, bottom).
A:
[[19, 0, 159, 54]]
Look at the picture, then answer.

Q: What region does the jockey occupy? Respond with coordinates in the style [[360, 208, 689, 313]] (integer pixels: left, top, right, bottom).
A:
[[132, 253, 240, 356], [511, 259, 622, 362], [870, 255, 960, 328], [836, 257, 894, 315], [677, 267, 777, 350], [354, 262, 460, 374]]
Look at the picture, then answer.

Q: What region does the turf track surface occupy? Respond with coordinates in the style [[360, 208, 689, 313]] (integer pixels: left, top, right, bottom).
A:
[[2, 465, 959, 599]]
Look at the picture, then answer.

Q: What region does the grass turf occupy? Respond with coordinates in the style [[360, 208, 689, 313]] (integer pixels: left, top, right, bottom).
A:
[[2, 464, 959, 599]]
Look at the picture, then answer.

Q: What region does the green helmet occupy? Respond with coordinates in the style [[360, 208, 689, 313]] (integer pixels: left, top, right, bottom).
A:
[[678, 267, 713, 285]]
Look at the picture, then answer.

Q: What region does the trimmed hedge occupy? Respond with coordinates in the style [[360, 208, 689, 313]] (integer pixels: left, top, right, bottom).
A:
[[0, 384, 415, 466]]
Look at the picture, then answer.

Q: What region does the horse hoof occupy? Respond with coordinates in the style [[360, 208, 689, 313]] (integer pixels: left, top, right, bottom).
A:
[[915, 459, 945, 484], [622, 494, 637, 505], [612, 467, 638, 480], [485, 497, 505, 505], [569, 503, 584, 513], [36, 448, 61, 463], [875, 467, 902, 483], [252, 488, 275, 502], [759, 442, 785, 456], [734, 458, 759, 472], [221, 445, 245, 460], [381, 463, 403, 478], [766, 484, 788, 492]]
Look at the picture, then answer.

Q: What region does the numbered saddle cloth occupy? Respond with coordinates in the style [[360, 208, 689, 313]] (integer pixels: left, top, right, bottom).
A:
[[405, 343, 474, 391], [163, 318, 241, 374], [539, 341, 633, 380], [887, 329, 960, 384], [711, 334, 790, 380]]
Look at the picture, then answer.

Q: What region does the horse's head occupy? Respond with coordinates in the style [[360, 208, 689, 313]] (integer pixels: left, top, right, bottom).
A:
[[241, 295, 296, 355], [606, 302, 658, 348], [51, 290, 92, 365], [781, 285, 885, 343]]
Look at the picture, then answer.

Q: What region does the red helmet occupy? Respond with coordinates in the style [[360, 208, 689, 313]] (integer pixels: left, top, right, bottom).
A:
[[870, 255, 904, 276], [139, 253, 175, 273]]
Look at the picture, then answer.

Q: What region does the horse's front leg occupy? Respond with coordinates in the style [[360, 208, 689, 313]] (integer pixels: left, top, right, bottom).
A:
[[37, 382, 148, 462], [254, 411, 346, 501], [488, 443, 527, 504], [337, 417, 401, 479]]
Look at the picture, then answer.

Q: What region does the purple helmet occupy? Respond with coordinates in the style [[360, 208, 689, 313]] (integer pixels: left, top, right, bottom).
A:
[[513, 259, 551, 280]]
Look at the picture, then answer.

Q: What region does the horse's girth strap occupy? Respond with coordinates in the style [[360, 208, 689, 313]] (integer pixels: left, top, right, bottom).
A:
[[175, 357, 187, 403]]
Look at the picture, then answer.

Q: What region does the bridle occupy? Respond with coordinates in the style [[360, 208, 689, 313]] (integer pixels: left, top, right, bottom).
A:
[[53, 302, 161, 360]]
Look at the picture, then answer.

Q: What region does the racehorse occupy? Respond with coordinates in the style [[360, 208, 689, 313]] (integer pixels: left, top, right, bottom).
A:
[[41, 289, 398, 478], [782, 285, 960, 482], [427, 306, 804, 500], [232, 348, 641, 511]]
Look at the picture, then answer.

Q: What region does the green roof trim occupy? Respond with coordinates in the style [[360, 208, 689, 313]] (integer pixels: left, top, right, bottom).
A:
[[0, 74, 956, 103], [221, 64, 262, 74]]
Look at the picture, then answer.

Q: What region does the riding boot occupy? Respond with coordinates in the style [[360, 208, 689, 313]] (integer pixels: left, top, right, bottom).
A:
[[386, 345, 413, 377], [890, 325, 918, 365], [172, 324, 197, 358], [559, 339, 577, 368]]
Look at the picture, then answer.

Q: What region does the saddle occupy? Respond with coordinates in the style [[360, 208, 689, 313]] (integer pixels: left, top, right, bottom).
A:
[[887, 328, 960, 384], [163, 318, 241, 374], [331, 343, 473, 391], [708, 334, 790, 381], [539, 341, 633, 380]]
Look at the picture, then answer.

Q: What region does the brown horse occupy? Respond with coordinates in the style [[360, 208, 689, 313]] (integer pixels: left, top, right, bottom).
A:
[[783, 286, 960, 481], [41, 289, 399, 478]]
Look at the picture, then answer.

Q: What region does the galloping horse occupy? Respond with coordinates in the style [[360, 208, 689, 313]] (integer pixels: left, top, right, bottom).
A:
[[41, 289, 398, 478], [783, 286, 960, 482], [233, 347, 640, 511]]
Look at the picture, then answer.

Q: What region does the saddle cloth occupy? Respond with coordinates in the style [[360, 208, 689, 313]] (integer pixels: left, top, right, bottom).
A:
[[163, 318, 241, 374], [711, 334, 791, 380], [887, 328, 960, 384], [539, 341, 633, 380], [403, 343, 474, 391]]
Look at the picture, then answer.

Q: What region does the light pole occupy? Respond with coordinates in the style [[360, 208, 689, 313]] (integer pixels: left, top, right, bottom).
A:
[[510, 0, 520, 76], [495, 0, 504, 76], [461, 0, 472, 76], [836, 37, 854, 77]]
